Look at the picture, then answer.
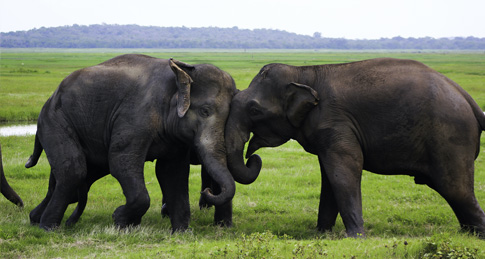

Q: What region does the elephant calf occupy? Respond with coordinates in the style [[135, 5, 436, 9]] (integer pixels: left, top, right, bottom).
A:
[[1, 143, 23, 207], [226, 58, 485, 238], [26, 54, 237, 231]]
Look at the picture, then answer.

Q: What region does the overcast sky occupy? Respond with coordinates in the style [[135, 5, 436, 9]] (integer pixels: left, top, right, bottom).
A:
[[1, 0, 484, 39]]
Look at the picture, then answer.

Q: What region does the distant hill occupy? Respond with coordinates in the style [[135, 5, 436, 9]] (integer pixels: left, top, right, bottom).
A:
[[1, 24, 485, 49]]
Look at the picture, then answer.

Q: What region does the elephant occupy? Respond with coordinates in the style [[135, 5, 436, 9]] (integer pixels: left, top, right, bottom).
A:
[[25, 54, 237, 232], [225, 57, 485, 238], [0, 143, 23, 207]]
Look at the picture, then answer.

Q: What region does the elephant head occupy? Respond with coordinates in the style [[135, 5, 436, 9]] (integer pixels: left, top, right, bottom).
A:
[[226, 64, 318, 184], [1, 143, 23, 207], [169, 59, 237, 205]]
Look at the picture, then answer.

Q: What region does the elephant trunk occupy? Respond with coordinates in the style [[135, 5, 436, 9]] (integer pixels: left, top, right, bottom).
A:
[[225, 110, 262, 185], [196, 131, 236, 206], [0, 144, 24, 207]]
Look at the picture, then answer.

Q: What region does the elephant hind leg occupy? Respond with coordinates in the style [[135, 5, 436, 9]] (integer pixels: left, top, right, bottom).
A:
[[39, 157, 87, 230], [30, 172, 56, 225], [437, 187, 485, 237], [65, 182, 89, 227], [39, 179, 80, 230], [66, 168, 106, 227], [37, 133, 88, 230], [428, 163, 485, 237]]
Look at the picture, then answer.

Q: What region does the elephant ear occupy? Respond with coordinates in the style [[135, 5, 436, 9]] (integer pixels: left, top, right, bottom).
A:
[[170, 58, 194, 118], [285, 82, 319, 127]]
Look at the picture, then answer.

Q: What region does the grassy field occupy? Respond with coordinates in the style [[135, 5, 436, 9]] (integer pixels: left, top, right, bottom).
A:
[[1, 50, 485, 258]]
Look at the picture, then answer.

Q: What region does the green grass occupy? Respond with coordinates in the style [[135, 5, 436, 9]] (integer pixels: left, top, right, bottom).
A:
[[2, 50, 485, 121], [1, 50, 485, 258]]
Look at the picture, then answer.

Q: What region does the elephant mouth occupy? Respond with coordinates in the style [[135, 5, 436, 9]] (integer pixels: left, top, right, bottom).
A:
[[246, 134, 270, 158], [247, 133, 291, 158]]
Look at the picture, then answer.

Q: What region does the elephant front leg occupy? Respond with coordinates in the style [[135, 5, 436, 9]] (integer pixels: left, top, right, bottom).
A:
[[214, 200, 233, 227], [319, 148, 365, 238], [156, 153, 191, 232], [316, 159, 339, 232], [110, 154, 150, 228]]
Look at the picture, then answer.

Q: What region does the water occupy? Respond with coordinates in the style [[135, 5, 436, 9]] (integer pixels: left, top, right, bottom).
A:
[[0, 124, 37, 136]]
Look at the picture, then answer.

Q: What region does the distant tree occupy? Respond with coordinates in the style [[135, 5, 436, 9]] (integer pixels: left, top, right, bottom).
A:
[[1, 24, 484, 49]]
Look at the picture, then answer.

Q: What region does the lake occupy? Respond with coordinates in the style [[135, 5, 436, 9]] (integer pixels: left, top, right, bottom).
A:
[[0, 124, 37, 137]]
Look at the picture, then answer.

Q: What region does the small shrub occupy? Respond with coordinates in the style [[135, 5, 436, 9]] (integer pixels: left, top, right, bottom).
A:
[[420, 236, 479, 258]]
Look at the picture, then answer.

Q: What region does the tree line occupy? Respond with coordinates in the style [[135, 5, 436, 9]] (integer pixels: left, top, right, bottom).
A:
[[1, 24, 484, 50]]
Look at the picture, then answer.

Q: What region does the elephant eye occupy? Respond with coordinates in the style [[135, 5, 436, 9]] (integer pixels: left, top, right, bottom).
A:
[[198, 106, 211, 118], [248, 100, 264, 117], [249, 107, 263, 117]]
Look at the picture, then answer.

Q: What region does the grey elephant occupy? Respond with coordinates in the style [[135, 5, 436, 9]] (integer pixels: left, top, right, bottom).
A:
[[25, 54, 236, 231], [1, 143, 23, 207], [225, 58, 485, 238]]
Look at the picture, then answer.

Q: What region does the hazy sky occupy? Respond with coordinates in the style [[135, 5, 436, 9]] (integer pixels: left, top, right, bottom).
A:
[[1, 0, 484, 39]]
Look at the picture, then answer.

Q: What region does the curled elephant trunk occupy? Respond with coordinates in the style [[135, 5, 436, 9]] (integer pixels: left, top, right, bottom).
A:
[[0, 144, 24, 207], [225, 111, 262, 185], [196, 135, 236, 206]]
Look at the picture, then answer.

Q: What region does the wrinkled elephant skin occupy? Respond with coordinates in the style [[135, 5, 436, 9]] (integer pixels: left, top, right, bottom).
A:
[[0, 143, 23, 207], [226, 58, 485, 238], [25, 54, 236, 232]]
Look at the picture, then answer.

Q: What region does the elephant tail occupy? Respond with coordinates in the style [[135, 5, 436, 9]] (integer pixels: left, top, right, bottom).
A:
[[458, 85, 485, 131], [479, 111, 485, 131], [448, 76, 485, 131], [472, 103, 485, 131], [1, 168, 24, 207], [25, 133, 43, 168], [1, 144, 24, 207]]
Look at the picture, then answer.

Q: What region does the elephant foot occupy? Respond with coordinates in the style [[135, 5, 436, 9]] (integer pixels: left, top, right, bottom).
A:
[[171, 225, 190, 234], [29, 210, 42, 225], [65, 215, 80, 227], [214, 218, 232, 228], [214, 210, 232, 228], [112, 206, 142, 228], [39, 222, 60, 231], [214, 201, 232, 228], [345, 230, 366, 238], [317, 224, 334, 233], [461, 224, 485, 239]]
